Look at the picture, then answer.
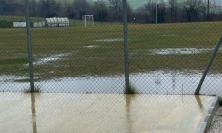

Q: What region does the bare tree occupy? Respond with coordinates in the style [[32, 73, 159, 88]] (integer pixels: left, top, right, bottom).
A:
[[143, 0, 156, 23], [108, 0, 123, 21], [184, 0, 206, 21], [37, 0, 62, 17], [94, 0, 108, 21], [169, 0, 177, 22], [71, 0, 92, 19], [108, 0, 132, 21], [206, 0, 216, 20]]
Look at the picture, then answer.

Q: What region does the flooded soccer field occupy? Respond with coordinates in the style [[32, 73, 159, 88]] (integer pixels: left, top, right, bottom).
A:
[[2, 0, 222, 132], [1, 22, 222, 78], [1, 22, 222, 95]]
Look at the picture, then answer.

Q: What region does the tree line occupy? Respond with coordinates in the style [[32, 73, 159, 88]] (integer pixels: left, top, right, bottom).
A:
[[0, 0, 222, 23]]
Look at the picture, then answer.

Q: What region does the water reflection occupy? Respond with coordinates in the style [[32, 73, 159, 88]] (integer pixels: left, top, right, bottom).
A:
[[1, 70, 222, 95], [125, 95, 136, 133], [18, 94, 216, 133], [31, 93, 37, 133], [122, 94, 209, 133], [195, 95, 203, 111]]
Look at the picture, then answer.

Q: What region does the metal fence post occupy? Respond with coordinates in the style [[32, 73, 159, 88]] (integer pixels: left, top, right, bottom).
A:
[[25, 0, 35, 92], [123, 0, 130, 94], [195, 35, 222, 95], [156, 2, 158, 24]]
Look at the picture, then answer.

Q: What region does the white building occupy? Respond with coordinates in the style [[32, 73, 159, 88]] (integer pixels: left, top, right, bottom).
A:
[[13, 22, 26, 28], [45, 17, 69, 27], [33, 21, 46, 28], [13, 17, 70, 28]]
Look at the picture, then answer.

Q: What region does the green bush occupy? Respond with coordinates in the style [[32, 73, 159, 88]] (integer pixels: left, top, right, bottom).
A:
[[0, 20, 12, 28]]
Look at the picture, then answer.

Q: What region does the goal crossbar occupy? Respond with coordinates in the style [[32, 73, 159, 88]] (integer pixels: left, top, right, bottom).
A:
[[83, 15, 95, 28]]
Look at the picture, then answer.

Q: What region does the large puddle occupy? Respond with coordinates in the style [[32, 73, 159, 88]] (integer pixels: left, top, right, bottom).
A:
[[149, 48, 212, 55], [130, 48, 219, 55], [83, 47, 218, 55], [30, 53, 71, 65], [94, 38, 123, 43], [0, 70, 221, 95], [0, 93, 217, 133]]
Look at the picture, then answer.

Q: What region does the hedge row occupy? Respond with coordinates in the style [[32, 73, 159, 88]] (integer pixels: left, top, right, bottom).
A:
[[0, 20, 13, 28]]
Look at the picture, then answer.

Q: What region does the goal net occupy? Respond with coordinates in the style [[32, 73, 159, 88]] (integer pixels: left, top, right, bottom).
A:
[[83, 15, 95, 28]]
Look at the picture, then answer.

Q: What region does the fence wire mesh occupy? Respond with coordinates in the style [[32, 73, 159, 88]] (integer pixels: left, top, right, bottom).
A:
[[0, 0, 222, 95]]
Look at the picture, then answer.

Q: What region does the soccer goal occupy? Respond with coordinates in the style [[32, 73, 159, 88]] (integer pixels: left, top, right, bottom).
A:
[[83, 15, 95, 28]]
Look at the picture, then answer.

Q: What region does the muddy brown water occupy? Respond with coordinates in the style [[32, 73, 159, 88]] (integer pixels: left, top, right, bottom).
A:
[[0, 93, 217, 133]]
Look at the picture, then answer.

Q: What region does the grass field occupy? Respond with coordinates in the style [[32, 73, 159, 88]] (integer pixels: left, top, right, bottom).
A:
[[1, 20, 222, 80], [0, 16, 44, 22]]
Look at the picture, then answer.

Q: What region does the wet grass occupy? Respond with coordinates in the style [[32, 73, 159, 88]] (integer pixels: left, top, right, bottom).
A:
[[0, 16, 44, 22], [0, 57, 27, 65], [1, 21, 222, 79]]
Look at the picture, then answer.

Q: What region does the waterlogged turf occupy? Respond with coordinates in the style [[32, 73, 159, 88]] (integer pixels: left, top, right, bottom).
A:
[[1, 21, 222, 78]]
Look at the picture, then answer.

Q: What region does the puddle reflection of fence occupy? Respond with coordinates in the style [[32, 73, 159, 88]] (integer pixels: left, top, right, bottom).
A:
[[18, 94, 214, 133], [31, 93, 37, 133], [1, 70, 222, 95]]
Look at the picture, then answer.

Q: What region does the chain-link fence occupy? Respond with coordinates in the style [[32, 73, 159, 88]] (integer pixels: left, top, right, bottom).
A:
[[1, 0, 222, 95]]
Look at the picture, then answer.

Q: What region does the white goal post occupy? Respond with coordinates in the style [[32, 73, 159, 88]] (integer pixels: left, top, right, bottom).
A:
[[83, 15, 95, 28]]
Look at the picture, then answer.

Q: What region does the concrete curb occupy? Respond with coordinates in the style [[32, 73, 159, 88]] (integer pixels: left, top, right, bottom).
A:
[[198, 96, 219, 133]]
